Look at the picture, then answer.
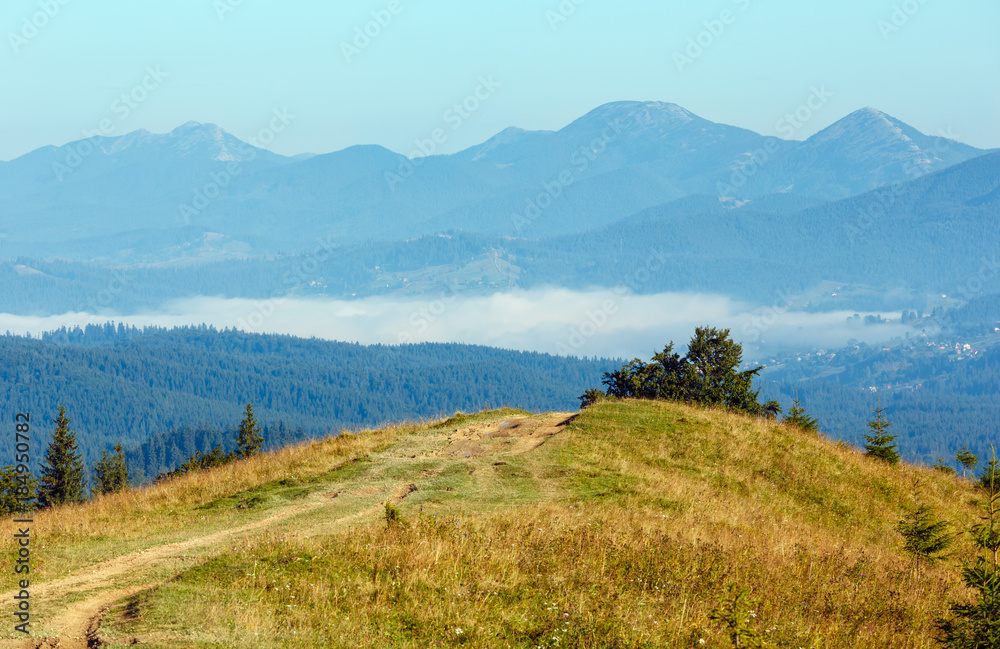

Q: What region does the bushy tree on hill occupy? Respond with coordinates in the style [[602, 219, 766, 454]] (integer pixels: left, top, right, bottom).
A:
[[578, 388, 609, 409], [38, 405, 87, 507], [956, 446, 979, 478], [582, 326, 781, 417]]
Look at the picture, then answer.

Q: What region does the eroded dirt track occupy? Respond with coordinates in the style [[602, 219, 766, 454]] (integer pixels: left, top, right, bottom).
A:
[[419, 413, 575, 459]]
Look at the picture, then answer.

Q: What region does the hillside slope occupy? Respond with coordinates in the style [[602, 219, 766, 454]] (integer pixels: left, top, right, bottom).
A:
[[0, 400, 983, 648]]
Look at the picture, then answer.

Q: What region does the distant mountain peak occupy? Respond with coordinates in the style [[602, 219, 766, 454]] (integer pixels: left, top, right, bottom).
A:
[[570, 101, 698, 132], [853, 106, 889, 118], [809, 107, 919, 145], [91, 122, 251, 162], [171, 120, 208, 133]]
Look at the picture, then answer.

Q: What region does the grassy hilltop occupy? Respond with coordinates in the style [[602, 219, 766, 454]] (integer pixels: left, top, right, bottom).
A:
[[0, 400, 983, 648]]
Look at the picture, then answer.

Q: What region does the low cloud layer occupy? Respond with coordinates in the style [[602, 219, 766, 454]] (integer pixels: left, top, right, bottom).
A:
[[0, 289, 910, 360]]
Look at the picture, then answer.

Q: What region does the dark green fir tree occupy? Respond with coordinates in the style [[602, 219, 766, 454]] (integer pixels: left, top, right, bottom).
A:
[[236, 403, 264, 459], [38, 405, 87, 508]]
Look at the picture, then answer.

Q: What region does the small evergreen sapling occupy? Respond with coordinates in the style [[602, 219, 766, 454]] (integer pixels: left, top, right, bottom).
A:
[[384, 501, 407, 528], [896, 504, 952, 568], [978, 454, 1000, 492], [709, 584, 764, 648], [863, 403, 899, 465], [783, 397, 819, 432]]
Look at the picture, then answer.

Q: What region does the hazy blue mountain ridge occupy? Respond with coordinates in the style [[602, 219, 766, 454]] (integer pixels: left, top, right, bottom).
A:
[[1, 101, 990, 262]]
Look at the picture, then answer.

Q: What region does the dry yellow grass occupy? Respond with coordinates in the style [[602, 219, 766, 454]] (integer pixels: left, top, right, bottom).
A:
[[5, 401, 988, 647]]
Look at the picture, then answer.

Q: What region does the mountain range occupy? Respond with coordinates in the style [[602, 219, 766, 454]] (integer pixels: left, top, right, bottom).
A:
[[1, 101, 992, 263]]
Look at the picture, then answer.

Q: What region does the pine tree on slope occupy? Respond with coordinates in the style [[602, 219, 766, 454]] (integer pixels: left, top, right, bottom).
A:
[[236, 403, 264, 459], [864, 402, 899, 465], [784, 396, 819, 433], [38, 405, 87, 507]]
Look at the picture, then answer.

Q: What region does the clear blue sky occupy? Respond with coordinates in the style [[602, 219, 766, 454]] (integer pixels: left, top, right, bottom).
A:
[[2, 0, 997, 160]]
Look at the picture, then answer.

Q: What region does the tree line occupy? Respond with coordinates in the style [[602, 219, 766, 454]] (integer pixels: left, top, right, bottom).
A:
[[0, 403, 265, 513]]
